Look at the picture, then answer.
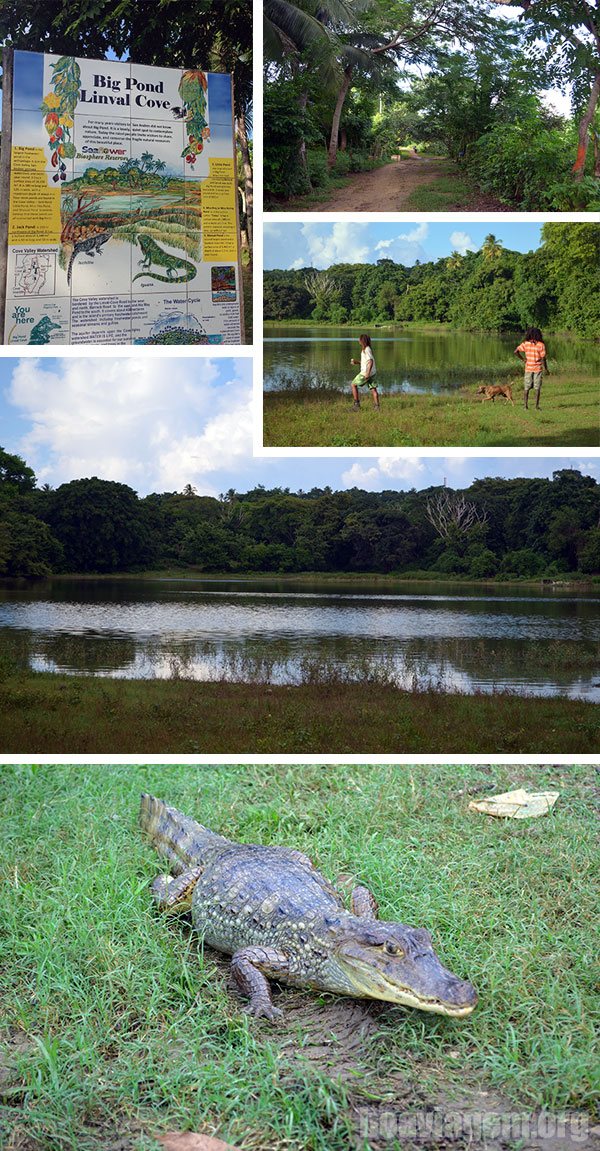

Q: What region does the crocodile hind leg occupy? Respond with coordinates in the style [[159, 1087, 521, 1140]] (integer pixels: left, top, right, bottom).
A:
[[151, 865, 204, 913], [231, 946, 291, 1021], [351, 885, 379, 920]]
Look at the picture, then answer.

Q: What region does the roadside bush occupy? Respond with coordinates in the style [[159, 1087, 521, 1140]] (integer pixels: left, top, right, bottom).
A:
[[333, 151, 351, 176], [347, 150, 377, 172], [264, 82, 314, 199], [545, 176, 600, 212], [307, 149, 330, 188], [467, 122, 573, 210]]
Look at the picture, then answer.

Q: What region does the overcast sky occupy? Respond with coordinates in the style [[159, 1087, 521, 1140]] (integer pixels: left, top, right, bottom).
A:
[[0, 356, 596, 496], [264, 221, 545, 272]]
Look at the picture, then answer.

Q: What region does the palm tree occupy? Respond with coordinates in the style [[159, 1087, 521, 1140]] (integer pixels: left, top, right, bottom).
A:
[[481, 234, 503, 261], [264, 0, 361, 64]]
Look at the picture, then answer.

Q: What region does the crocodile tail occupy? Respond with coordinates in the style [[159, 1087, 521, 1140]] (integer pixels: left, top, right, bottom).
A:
[[140, 793, 230, 873]]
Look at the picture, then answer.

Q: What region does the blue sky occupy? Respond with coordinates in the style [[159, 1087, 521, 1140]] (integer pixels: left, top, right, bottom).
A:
[[0, 357, 597, 496], [264, 221, 545, 272]]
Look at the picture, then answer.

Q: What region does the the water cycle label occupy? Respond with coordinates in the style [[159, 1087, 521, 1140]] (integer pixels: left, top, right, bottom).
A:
[[4, 51, 242, 345]]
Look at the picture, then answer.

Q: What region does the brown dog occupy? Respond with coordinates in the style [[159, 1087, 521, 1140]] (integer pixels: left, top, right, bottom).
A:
[[476, 384, 514, 405]]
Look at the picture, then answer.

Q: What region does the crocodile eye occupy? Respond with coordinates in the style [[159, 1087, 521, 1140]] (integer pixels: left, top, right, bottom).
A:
[[384, 941, 403, 956]]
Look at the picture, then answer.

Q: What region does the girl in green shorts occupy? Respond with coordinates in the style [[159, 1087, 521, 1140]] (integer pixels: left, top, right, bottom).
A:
[[350, 334, 380, 409]]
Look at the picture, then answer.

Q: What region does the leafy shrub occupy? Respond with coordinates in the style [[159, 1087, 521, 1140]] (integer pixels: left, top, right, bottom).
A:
[[347, 150, 377, 172], [467, 122, 572, 210], [545, 176, 600, 212], [307, 149, 330, 188], [264, 82, 314, 199], [500, 549, 547, 578], [468, 548, 498, 578], [333, 151, 351, 176]]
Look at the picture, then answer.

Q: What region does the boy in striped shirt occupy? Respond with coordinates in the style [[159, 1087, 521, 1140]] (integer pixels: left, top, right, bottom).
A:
[[514, 327, 550, 409]]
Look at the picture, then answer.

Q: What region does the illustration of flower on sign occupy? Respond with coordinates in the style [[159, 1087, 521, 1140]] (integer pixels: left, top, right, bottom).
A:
[[178, 70, 210, 167], [40, 56, 81, 183]]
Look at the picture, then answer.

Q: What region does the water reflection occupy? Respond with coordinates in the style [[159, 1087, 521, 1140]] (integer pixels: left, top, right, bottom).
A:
[[1, 579, 599, 701], [263, 326, 599, 395]]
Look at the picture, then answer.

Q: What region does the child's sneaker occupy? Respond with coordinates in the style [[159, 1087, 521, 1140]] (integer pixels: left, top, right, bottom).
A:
[[352, 401, 360, 410]]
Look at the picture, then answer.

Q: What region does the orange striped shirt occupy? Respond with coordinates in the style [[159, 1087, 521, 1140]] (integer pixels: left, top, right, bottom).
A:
[[516, 340, 546, 372]]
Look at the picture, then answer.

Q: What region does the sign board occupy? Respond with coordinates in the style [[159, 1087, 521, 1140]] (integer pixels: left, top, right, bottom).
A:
[[1, 50, 243, 345]]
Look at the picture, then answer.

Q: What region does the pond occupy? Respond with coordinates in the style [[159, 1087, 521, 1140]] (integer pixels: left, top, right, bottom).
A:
[[263, 325, 598, 395], [1, 578, 599, 700]]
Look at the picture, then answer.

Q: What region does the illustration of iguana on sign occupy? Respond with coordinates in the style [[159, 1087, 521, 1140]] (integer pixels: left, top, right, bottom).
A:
[[132, 234, 197, 283]]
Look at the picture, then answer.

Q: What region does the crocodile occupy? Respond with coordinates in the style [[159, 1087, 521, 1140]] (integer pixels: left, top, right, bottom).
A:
[[132, 233, 197, 284], [140, 794, 478, 1021], [66, 231, 111, 286]]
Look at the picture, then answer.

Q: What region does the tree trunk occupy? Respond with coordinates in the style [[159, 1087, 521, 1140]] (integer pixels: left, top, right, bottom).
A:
[[236, 109, 253, 254], [297, 88, 310, 183], [572, 71, 600, 181], [593, 129, 600, 178], [340, 128, 347, 152], [328, 67, 354, 168]]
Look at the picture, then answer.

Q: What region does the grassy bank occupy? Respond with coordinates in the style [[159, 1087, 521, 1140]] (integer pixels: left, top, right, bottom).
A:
[[0, 671, 598, 752], [264, 372, 600, 448], [1, 763, 597, 1151], [8, 570, 595, 588]]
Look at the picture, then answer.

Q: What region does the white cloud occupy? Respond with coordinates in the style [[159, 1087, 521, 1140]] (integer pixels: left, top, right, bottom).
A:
[[300, 222, 370, 268], [8, 357, 252, 494], [449, 230, 476, 256], [342, 457, 426, 490], [157, 395, 254, 494], [289, 257, 305, 270], [373, 223, 429, 267], [397, 223, 429, 244]]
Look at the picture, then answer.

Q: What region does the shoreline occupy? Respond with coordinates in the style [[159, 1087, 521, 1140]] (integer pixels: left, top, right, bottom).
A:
[[1, 570, 597, 590], [1, 673, 597, 753]]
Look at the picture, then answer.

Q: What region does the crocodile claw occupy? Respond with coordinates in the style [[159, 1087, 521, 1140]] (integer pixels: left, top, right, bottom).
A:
[[245, 1002, 283, 1022]]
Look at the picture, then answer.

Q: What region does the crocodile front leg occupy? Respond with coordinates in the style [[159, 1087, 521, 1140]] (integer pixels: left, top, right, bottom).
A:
[[231, 946, 290, 1020], [151, 865, 204, 913], [351, 885, 379, 919]]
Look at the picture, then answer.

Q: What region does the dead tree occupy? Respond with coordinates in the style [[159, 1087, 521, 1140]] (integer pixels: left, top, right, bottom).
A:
[[425, 490, 488, 541]]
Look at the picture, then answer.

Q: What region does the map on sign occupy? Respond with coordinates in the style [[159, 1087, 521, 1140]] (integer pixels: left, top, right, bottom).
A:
[[4, 51, 242, 345]]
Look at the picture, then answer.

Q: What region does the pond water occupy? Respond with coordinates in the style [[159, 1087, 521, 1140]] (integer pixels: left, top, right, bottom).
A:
[[1, 578, 599, 700], [94, 192, 182, 214], [263, 326, 598, 395]]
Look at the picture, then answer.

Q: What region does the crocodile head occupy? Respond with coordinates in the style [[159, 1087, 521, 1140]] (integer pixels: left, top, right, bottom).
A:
[[324, 918, 477, 1017]]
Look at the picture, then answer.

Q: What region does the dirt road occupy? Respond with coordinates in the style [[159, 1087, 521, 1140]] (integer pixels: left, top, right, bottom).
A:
[[306, 155, 453, 211]]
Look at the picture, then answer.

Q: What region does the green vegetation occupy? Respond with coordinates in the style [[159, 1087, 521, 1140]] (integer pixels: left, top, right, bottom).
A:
[[264, 223, 600, 338], [1, 0, 253, 257], [264, 370, 600, 448], [1, 763, 598, 1150], [264, 1, 600, 211], [2, 448, 599, 578], [0, 673, 598, 752]]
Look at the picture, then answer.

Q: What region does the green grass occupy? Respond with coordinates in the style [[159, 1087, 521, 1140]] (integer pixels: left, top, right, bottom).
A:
[[263, 372, 600, 448], [0, 764, 598, 1151], [404, 173, 484, 211], [0, 671, 598, 753]]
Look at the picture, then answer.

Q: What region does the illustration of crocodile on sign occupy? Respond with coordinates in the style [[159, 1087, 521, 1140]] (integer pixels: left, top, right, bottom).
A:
[[140, 794, 478, 1021], [28, 316, 62, 344], [66, 231, 111, 286], [132, 234, 197, 284]]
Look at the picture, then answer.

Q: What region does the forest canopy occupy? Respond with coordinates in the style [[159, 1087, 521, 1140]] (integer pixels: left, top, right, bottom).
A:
[[1, 448, 599, 581], [264, 223, 600, 337], [264, 0, 600, 211]]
